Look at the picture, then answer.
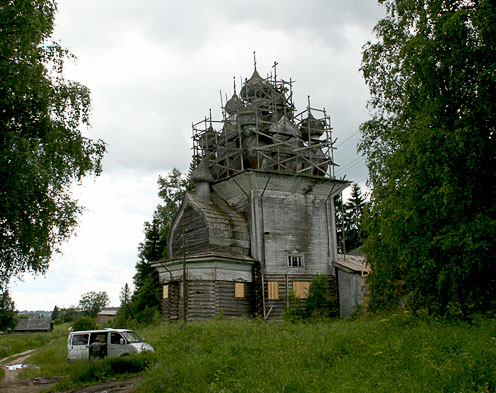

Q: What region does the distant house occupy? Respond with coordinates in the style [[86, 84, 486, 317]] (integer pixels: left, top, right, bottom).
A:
[[334, 254, 370, 317], [14, 317, 53, 333], [97, 307, 119, 324]]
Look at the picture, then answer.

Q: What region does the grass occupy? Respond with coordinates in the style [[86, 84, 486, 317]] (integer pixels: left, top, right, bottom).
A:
[[136, 314, 496, 393], [2, 314, 496, 392], [0, 323, 69, 360], [0, 323, 70, 384]]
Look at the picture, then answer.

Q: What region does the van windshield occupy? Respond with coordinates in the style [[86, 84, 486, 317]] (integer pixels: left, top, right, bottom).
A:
[[121, 331, 143, 343]]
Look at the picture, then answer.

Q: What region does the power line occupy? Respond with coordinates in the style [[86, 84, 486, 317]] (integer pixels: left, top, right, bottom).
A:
[[335, 156, 366, 176], [336, 130, 360, 148]]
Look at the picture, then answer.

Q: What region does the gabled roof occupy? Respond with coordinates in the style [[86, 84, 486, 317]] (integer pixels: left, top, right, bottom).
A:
[[98, 307, 119, 317], [14, 318, 53, 332]]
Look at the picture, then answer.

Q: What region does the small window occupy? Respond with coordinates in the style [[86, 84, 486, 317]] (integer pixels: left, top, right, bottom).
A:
[[90, 333, 107, 344], [288, 255, 303, 267], [163, 285, 169, 299], [268, 281, 279, 300], [293, 281, 310, 299], [110, 333, 124, 345], [235, 283, 245, 298], [72, 334, 89, 346]]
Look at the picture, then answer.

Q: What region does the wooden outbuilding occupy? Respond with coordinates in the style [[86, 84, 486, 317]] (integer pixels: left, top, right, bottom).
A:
[[97, 307, 120, 324], [14, 317, 53, 333], [334, 254, 370, 317]]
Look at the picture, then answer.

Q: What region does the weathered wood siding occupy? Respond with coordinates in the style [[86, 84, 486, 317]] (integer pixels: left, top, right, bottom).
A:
[[170, 192, 250, 259], [162, 282, 182, 322], [161, 280, 254, 321], [171, 205, 209, 257], [262, 191, 333, 275], [336, 270, 362, 317], [213, 171, 346, 277]]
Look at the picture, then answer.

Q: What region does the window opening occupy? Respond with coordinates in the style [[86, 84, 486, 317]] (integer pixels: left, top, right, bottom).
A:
[[110, 333, 124, 345], [288, 255, 303, 267], [72, 334, 89, 346]]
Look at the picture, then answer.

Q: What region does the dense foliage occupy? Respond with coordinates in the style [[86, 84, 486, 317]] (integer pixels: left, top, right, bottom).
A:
[[71, 316, 97, 331], [0, 0, 106, 288], [130, 169, 192, 324], [335, 183, 366, 253], [0, 290, 16, 331], [359, 0, 496, 317], [285, 274, 337, 320], [78, 291, 109, 318]]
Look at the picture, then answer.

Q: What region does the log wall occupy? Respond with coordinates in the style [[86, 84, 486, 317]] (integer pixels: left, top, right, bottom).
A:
[[161, 280, 254, 322]]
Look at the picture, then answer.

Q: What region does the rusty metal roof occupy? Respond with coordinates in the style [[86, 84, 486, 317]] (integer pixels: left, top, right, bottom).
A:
[[334, 254, 369, 273]]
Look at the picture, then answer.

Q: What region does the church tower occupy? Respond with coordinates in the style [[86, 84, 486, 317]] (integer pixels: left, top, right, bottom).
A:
[[153, 63, 349, 320]]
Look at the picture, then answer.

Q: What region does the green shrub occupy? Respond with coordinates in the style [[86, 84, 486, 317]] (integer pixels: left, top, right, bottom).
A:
[[72, 316, 97, 331], [283, 291, 306, 321], [68, 353, 153, 384], [306, 274, 336, 318], [285, 274, 337, 321]]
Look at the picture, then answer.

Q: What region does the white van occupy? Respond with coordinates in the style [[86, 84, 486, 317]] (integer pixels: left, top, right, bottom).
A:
[[67, 328, 154, 361]]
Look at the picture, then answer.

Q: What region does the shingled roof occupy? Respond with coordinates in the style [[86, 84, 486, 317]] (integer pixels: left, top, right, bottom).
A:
[[14, 318, 53, 333], [169, 191, 250, 259]]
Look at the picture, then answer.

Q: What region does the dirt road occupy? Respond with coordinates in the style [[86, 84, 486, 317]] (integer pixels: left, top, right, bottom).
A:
[[0, 350, 137, 393], [0, 349, 61, 393]]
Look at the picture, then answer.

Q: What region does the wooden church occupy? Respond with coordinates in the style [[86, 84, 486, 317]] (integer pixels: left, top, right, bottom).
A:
[[152, 63, 349, 320]]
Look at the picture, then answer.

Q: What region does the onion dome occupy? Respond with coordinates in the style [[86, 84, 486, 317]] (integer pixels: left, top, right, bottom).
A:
[[300, 111, 325, 139], [238, 102, 258, 128], [191, 159, 214, 183], [199, 125, 217, 150], [269, 116, 301, 137], [225, 92, 244, 115], [240, 69, 272, 101]]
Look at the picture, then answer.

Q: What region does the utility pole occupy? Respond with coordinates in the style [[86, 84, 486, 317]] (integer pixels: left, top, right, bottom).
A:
[[182, 228, 187, 323], [341, 191, 346, 259]]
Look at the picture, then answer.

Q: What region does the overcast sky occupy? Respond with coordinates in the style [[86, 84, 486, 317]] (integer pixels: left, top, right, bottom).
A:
[[10, 0, 385, 311]]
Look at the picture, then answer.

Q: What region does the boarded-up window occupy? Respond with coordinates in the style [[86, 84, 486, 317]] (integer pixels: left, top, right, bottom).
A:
[[268, 281, 279, 300], [162, 285, 169, 299], [293, 281, 310, 299], [235, 283, 245, 298]]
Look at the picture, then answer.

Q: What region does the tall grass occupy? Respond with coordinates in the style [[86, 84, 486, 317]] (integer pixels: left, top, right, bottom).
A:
[[136, 314, 496, 393], [3, 315, 495, 392], [0, 323, 69, 360]]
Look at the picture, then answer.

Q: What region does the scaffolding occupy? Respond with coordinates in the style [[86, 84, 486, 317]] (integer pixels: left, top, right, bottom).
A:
[[192, 66, 337, 181]]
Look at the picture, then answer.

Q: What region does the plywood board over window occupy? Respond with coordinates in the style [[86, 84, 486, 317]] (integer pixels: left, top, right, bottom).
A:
[[235, 283, 245, 298], [293, 281, 310, 299], [268, 281, 279, 300], [162, 285, 169, 299]]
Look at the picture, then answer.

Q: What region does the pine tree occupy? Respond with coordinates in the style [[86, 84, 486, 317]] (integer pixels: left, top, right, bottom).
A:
[[130, 168, 192, 324]]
